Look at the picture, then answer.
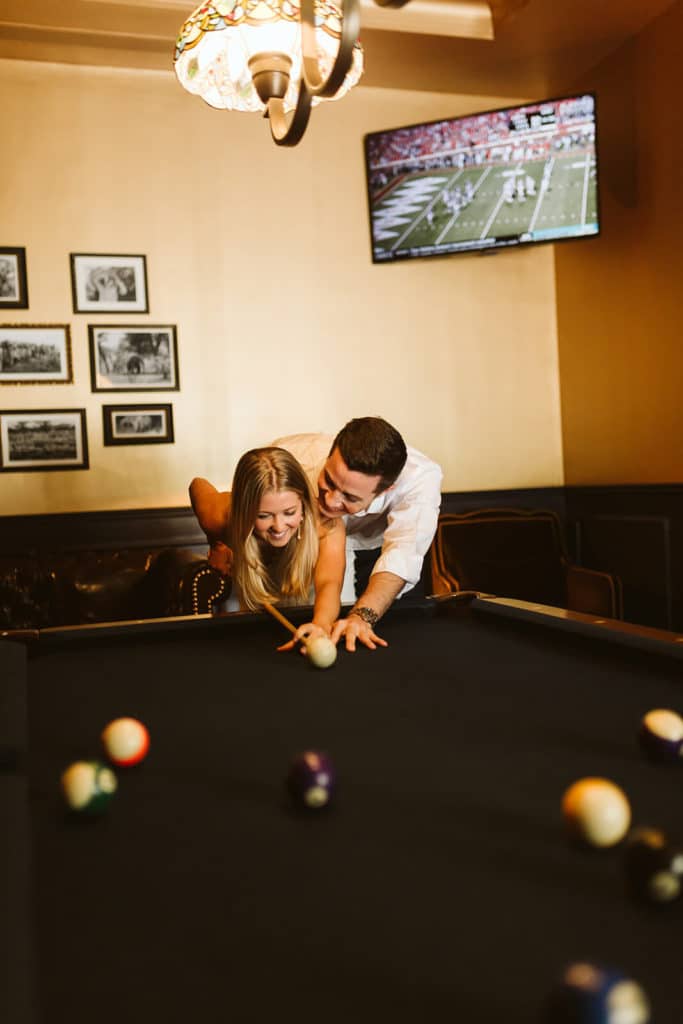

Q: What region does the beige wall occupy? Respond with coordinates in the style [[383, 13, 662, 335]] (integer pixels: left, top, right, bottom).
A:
[[556, 0, 683, 484], [1, 58, 562, 514]]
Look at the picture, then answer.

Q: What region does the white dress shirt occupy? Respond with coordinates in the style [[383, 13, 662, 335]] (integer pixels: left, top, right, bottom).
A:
[[272, 433, 443, 595]]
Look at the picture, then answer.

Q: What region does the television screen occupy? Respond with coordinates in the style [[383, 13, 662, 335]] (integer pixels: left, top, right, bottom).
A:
[[364, 93, 599, 264]]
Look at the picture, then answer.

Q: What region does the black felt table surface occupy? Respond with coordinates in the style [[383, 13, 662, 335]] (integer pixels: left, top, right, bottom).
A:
[[20, 603, 683, 1023]]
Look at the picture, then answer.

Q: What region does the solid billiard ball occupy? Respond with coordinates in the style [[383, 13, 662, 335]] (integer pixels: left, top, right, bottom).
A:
[[639, 708, 683, 762], [61, 760, 118, 814], [305, 636, 337, 669], [101, 717, 150, 766], [624, 826, 683, 904], [561, 777, 631, 848], [286, 750, 336, 810], [542, 962, 651, 1024]]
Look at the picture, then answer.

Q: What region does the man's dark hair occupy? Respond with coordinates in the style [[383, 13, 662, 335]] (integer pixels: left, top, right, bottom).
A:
[[331, 417, 407, 493]]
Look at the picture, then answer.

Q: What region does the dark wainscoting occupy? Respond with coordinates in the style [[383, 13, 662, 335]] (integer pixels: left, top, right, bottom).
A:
[[565, 486, 683, 632], [0, 507, 207, 556], [2, 484, 682, 631]]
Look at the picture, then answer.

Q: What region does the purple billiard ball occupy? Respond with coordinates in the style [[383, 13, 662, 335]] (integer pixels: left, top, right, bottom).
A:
[[542, 962, 651, 1024], [639, 708, 683, 762], [286, 751, 336, 811]]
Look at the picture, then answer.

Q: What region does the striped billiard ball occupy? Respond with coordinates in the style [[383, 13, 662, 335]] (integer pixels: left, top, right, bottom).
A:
[[61, 760, 117, 814]]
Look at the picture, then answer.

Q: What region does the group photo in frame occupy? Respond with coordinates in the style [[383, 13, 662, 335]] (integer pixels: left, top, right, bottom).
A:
[[0, 408, 88, 472], [0, 325, 72, 384], [70, 253, 149, 313], [88, 325, 179, 392], [0, 247, 29, 309], [102, 403, 174, 446]]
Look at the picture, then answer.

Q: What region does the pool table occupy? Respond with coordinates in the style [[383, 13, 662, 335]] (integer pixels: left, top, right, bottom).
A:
[[2, 595, 682, 1024]]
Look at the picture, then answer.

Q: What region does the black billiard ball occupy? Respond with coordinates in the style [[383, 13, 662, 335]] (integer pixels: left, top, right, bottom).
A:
[[542, 962, 651, 1023], [286, 751, 336, 810], [639, 708, 683, 762], [624, 826, 683, 904]]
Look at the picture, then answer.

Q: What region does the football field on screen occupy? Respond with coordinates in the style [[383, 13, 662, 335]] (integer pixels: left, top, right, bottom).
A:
[[371, 152, 598, 259]]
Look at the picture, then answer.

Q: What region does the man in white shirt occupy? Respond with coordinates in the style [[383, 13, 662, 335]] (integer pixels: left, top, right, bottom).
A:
[[190, 417, 443, 651]]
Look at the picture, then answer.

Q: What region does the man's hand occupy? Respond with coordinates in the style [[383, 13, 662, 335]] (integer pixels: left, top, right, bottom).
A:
[[208, 541, 233, 576], [278, 622, 330, 654], [331, 616, 388, 652]]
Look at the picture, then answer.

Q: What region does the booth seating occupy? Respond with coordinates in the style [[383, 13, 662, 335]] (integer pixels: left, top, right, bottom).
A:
[[430, 508, 623, 619], [0, 547, 230, 630]]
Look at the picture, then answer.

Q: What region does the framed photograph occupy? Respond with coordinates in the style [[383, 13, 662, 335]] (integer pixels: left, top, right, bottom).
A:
[[88, 325, 179, 392], [0, 247, 29, 309], [102, 403, 174, 446], [70, 253, 148, 313], [0, 325, 72, 384], [0, 409, 88, 472]]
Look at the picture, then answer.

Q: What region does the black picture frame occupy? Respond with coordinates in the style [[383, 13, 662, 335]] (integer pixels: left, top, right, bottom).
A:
[[88, 324, 179, 392], [102, 403, 174, 446], [0, 408, 88, 472], [70, 253, 149, 313], [0, 324, 73, 384], [0, 247, 29, 309]]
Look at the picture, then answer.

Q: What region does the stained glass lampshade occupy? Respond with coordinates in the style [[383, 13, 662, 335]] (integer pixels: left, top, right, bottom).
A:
[[174, 0, 364, 137]]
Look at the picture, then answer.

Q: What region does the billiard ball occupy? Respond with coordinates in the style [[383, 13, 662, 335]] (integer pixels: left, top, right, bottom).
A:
[[639, 708, 683, 762], [305, 636, 337, 669], [61, 760, 117, 814], [286, 750, 336, 810], [101, 717, 150, 766], [624, 826, 683, 904], [542, 962, 651, 1024], [561, 777, 631, 848]]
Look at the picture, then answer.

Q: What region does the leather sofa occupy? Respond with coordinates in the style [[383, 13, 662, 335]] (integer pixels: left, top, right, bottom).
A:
[[430, 507, 623, 619], [0, 546, 230, 630]]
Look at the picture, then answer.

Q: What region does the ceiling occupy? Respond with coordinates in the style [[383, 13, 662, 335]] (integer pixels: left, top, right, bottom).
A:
[[0, 0, 677, 98]]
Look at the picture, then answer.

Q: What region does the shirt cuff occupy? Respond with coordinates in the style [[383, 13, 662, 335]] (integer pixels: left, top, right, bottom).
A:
[[370, 549, 423, 592]]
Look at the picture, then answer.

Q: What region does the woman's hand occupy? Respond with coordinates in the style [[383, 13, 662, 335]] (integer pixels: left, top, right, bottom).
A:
[[277, 621, 329, 653]]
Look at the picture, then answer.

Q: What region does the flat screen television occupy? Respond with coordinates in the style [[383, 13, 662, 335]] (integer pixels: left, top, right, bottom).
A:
[[363, 93, 599, 264]]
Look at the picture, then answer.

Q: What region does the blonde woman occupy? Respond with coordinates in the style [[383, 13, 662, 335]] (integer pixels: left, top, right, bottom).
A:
[[189, 447, 345, 649]]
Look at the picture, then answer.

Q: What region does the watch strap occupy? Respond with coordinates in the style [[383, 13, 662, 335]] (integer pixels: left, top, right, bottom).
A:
[[349, 606, 379, 628]]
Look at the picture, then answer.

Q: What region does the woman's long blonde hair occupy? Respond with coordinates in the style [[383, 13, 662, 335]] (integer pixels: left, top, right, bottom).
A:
[[230, 447, 319, 610]]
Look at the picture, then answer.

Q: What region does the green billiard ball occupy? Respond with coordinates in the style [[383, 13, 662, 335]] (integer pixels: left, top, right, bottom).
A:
[[61, 760, 118, 814]]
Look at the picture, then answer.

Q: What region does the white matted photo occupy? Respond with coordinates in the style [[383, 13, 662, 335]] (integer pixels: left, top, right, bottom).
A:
[[0, 325, 72, 384], [102, 403, 174, 446], [88, 325, 179, 392], [0, 247, 29, 309], [0, 409, 88, 472], [70, 253, 148, 313]]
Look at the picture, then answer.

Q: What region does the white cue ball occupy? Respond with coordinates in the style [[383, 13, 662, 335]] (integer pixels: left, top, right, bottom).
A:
[[561, 777, 631, 848], [305, 636, 338, 669], [101, 717, 150, 766]]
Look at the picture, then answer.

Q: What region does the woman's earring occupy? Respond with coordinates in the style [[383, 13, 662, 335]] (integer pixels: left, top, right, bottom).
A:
[[297, 524, 301, 540]]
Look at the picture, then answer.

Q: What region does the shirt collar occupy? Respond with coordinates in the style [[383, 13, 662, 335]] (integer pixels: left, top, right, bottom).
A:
[[348, 493, 386, 518]]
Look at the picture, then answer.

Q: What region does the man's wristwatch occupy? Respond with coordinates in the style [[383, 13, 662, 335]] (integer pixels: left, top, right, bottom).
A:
[[349, 606, 379, 628]]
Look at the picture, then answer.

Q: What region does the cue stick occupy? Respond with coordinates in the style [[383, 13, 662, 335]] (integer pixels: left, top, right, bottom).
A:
[[262, 602, 299, 638]]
